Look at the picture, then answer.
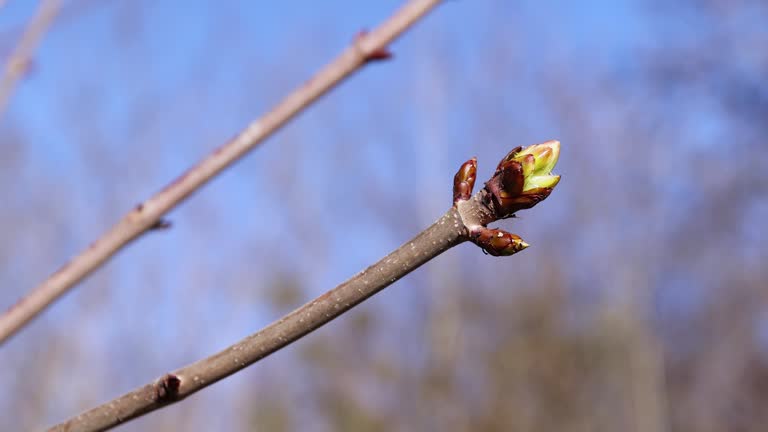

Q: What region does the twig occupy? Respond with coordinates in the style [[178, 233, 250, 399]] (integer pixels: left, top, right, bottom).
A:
[[50, 208, 465, 432], [0, 0, 61, 120], [48, 142, 562, 432], [0, 0, 444, 345]]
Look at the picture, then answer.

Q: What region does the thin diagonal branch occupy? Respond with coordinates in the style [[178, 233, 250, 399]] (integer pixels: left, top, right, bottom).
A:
[[0, 0, 444, 345], [49, 208, 466, 432], [48, 142, 563, 432], [0, 0, 61, 121]]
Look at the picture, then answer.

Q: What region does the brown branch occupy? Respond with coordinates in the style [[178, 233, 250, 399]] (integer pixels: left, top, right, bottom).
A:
[[48, 142, 562, 432], [0, 0, 61, 121], [49, 208, 466, 432], [0, 0, 445, 345]]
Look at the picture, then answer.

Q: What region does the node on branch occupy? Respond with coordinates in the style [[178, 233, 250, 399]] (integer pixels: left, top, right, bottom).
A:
[[453, 140, 561, 256]]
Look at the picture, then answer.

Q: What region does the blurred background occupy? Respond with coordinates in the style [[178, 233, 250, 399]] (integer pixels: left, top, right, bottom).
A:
[[1, 0, 767, 430]]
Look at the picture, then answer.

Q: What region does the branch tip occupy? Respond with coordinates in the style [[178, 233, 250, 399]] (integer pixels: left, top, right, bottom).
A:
[[457, 141, 561, 257], [484, 140, 561, 219]]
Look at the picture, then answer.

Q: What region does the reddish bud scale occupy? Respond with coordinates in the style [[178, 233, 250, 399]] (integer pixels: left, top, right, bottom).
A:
[[453, 157, 477, 205], [496, 146, 523, 172], [471, 228, 528, 256], [484, 156, 555, 219]]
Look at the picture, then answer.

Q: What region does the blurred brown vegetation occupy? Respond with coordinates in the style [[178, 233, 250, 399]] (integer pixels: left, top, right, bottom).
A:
[[1, 1, 767, 431]]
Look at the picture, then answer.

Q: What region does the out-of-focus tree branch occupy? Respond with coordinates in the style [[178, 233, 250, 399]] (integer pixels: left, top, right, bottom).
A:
[[0, 0, 444, 345], [0, 0, 61, 121], [48, 143, 562, 432]]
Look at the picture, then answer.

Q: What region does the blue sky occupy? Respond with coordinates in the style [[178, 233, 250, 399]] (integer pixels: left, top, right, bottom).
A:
[[1, 0, 766, 429]]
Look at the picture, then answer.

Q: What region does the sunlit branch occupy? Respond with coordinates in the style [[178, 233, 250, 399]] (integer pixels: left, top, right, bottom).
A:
[[0, 0, 445, 345], [0, 0, 61, 121], [48, 142, 562, 432]]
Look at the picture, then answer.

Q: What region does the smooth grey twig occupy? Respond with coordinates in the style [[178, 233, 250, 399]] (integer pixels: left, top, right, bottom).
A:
[[49, 207, 467, 432], [48, 141, 563, 431], [0, 0, 444, 345]]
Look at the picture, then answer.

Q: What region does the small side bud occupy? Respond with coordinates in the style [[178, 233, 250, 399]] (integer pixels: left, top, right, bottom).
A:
[[355, 29, 393, 62], [453, 157, 477, 205], [471, 227, 529, 257]]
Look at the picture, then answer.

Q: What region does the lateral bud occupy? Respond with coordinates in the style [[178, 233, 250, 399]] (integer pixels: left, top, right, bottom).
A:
[[470, 227, 529, 257], [453, 157, 477, 205]]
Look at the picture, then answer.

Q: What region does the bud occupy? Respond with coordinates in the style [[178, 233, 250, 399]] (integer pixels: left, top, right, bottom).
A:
[[453, 157, 477, 205], [471, 227, 529, 257], [515, 140, 561, 191], [485, 140, 561, 218]]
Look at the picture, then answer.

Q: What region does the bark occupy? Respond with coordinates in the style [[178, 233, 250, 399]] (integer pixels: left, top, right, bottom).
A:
[[0, 0, 444, 345], [49, 207, 468, 432]]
